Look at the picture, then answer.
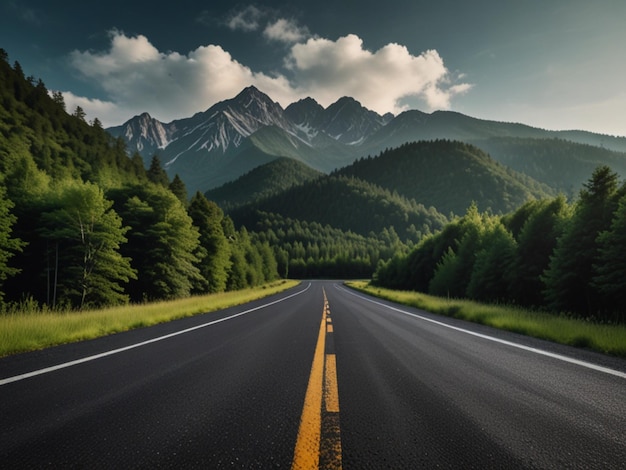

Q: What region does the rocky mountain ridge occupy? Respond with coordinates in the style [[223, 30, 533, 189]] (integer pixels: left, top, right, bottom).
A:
[[108, 86, 626, 193]]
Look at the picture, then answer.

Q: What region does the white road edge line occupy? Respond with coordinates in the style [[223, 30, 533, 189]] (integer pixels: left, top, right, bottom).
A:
[[0, 283, 311, 386], [336, 284, 626, 379]]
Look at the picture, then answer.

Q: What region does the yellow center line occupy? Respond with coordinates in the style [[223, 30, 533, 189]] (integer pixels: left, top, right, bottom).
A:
[[291, 295, 328, 469], [292, 288, 342, 470], [324, 354, 340, 413]]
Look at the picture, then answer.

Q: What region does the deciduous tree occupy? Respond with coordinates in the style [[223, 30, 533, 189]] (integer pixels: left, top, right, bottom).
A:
[[39, 181, 136, 309]]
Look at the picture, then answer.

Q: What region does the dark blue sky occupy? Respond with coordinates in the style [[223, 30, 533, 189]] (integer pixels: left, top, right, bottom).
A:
[[2, 0, 624, 136]]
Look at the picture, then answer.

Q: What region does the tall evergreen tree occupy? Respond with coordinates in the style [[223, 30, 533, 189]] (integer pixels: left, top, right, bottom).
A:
[[593, 193, 626, 315], [169, 174, 188, 206], [542, 166, 620, 315], [466, 219, 516, 302], [72, 105, 86, 121], [51, 91, 65, 110], [111, 184, 202, 301], [129, 152, 147, 180], [429, 203, 484, 297], [147, 155, 169, 187], [188, 192, 231, 293], [506, 196, 570, 306]]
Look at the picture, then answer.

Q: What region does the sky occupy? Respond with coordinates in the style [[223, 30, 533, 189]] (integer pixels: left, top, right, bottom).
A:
[[2, 0, 625, 136]]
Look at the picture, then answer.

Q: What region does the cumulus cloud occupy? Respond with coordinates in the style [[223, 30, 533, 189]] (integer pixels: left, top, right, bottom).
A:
[[61, 91, 130, 126], [67, 30, 471, 126], [286, 34, 472, 114], [264, 18, 310, 43], [69, 30, 297, 126]]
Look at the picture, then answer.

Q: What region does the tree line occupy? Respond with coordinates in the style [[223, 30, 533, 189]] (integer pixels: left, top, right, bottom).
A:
[[0, 152, 278, 309], [251, 211, 411, 279], [0, 152, 280, 310], [373, 166, 626, 322]]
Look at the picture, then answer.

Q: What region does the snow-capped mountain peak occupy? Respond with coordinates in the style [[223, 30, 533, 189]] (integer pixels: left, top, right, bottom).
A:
[[107, 86, 394, 191], [107, 112, 174, 154]]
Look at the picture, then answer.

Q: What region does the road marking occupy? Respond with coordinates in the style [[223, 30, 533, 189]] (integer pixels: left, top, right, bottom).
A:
[[292, 294, 327, 469], [327, 324, 334, 333], [0, 283, 312, 387], [292, 288, 342, 470], [324, 354, 340, 413], [337, 285, 626, 380]]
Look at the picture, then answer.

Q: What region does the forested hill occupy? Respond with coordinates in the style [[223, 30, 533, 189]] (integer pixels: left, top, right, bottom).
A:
[[0, 50, 282, 310], [0, 51, 145, 185], [473, 137, 626, 195], [335, 140, 554, 216], [205, 157, 323, 211], [373, 166, 626, 322], [229, 175, 449, 239]]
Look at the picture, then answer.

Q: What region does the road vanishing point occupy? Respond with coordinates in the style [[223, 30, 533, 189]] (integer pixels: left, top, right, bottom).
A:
[[1, 281, 625, 468]]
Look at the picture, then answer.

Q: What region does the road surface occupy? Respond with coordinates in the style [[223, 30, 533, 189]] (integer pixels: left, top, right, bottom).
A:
[[1, 281, 624, 468]]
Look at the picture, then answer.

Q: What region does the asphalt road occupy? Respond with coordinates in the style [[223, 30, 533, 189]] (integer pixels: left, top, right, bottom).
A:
[[1, 281, 624, 468]]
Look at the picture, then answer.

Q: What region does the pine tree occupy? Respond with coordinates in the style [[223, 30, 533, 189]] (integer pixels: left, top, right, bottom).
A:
[[112, 184, 202, 301], [506, 196, 570, 306], [147, 155, 169, 187], [429, 203, 484, 297], [169, 174, 188, 206], [188, 192, 231, 293], [73, 106, 86, 121], [593, 193, 626, 315], [466, 219, 516, 302], [542, 166, 620, 315]]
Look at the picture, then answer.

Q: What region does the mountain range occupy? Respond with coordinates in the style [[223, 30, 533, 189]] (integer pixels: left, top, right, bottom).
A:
[[108, 86, 626, 195]]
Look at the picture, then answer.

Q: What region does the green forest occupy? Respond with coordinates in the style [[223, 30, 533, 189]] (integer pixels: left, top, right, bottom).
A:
[[0, 51, 279, 310], [373, 165, 626, 321]]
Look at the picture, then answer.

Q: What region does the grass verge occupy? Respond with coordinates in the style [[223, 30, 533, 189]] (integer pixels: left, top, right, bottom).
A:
[[0, 280, 300, 358], [345, 281, 626, 357]]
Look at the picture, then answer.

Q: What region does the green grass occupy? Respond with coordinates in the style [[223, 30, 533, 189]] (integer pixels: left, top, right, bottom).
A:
[[346, 281, 626, 357], [0, 280, 300, 358]]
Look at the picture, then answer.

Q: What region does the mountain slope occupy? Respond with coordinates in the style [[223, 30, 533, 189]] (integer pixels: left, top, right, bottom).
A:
[[363, 110, 548, 155], [472, 137, 626, 195], [107, 112, 174, 164], [205, 157, 323, 210], [335, 140, 554, 216], [0, 55, 146, 185], [109, 87, 364, 193], [229, 174, 449, 238]]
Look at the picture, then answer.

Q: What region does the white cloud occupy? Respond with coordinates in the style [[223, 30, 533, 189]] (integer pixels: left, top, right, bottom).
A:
[[69, 30, 297, 126], [264, 18, 309, 43], [67, 30, 471, 126], [61, 91, 130, 127], [286, 34, 472, 114], [226, 5, 263, 32]]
